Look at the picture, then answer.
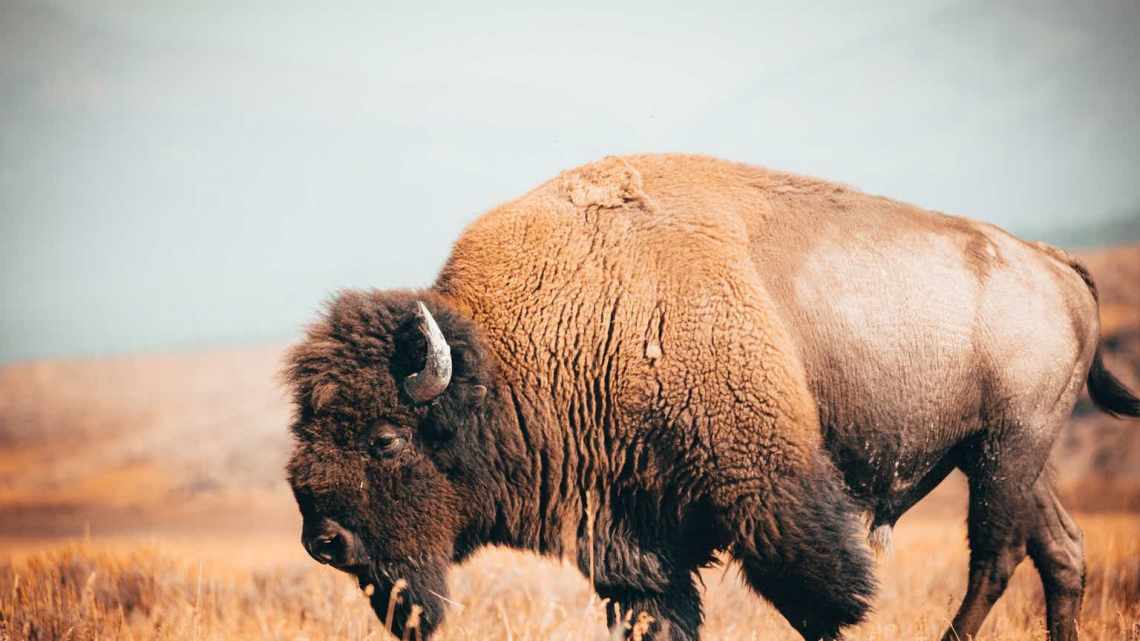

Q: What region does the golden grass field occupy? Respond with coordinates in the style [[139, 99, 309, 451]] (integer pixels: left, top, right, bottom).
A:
[[1, 245, 1138, 640]]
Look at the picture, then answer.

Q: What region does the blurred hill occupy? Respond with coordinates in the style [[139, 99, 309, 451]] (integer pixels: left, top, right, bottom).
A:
[[0, 346, 295, 537], [0, 244, 1137, 540]]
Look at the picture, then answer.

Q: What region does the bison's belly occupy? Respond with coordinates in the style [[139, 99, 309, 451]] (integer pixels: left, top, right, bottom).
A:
[[810, 342, 983, 515], [781, 236, 990, 516]]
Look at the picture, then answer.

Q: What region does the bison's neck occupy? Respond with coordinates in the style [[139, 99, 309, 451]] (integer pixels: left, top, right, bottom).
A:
[[424, 288, 616, 559], [433, 216, 663, 560], [482, 375, 615, 558]]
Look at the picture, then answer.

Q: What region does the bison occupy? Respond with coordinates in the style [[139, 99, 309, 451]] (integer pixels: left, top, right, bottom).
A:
[[284, 154, 1139, 641]]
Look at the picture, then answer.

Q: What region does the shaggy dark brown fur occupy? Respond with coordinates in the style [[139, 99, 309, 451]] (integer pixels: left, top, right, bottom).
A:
[[285, 154, 1139, 641]]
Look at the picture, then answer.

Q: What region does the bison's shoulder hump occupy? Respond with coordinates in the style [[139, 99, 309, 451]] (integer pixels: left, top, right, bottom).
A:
[[556, 156, 656, 213]]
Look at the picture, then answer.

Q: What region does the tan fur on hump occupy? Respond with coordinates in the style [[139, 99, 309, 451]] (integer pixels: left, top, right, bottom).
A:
[[556, 156, 656, 213], [436, 154, 825, 518]]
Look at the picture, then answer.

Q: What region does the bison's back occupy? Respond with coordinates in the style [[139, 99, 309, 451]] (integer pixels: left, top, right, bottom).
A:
[[623, 153, 1095, 407], [624, 155, 1097, 507], [437, 154, 1096, 505]]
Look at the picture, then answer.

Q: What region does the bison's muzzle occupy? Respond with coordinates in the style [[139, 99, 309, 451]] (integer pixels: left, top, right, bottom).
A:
[[301, 515, 449, 638]]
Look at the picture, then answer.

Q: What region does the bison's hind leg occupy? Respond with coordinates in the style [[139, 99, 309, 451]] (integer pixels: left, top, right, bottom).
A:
[[731, 457, 876, 640], [1028, 474, 1085, 641]]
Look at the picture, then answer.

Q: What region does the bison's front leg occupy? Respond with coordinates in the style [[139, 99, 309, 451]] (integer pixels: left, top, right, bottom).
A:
[[728, 455, 877, 640], [596, 576, 702, 641], [581, 521, 708, 640]]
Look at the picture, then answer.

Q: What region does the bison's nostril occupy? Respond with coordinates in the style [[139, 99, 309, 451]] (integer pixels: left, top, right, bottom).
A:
[[313, 533, 345, 564], [304, 519, 364, 569]]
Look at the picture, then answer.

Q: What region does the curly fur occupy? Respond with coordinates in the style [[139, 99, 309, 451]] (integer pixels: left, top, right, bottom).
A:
[[285, 154, 1136, 641]]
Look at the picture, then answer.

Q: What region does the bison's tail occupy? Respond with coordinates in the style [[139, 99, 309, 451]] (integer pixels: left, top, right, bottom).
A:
[[1088, 347, 1140, 418], [1065, 256, 1140, 419]]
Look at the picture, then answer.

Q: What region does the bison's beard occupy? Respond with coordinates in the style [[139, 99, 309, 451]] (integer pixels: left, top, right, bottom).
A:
[[359, 559, 448, 640]]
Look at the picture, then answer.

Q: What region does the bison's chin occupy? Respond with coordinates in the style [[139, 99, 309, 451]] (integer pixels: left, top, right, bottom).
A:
[[362, 561, 448, 640]]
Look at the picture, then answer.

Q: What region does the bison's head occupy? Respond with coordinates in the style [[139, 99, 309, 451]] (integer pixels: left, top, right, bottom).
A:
[[285, 290, 501, 638]]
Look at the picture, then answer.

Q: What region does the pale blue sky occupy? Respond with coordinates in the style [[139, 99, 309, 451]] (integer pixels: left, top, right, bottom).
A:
[[2, 0, 1138, 362]]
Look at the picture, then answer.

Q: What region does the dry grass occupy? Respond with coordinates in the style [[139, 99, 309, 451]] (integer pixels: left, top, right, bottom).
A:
[[2, 513, 1138, 641]]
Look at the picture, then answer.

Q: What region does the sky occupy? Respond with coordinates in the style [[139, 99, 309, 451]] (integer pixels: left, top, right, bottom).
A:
[[2, 0, 1139, 362]]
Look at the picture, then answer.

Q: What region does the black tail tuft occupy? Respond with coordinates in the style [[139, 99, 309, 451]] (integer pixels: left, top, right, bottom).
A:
[[1087, 346, 1140, 418]]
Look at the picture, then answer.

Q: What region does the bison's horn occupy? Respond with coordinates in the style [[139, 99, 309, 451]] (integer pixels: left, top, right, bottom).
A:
[[403, 301, 452, 403]]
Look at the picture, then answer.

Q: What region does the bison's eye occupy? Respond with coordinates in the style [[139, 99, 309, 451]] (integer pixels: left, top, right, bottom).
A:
[[370, 432, 404, 458]]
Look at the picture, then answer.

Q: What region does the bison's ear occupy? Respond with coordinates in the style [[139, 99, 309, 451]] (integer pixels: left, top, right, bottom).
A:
[[423, 383, 487, 441]]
